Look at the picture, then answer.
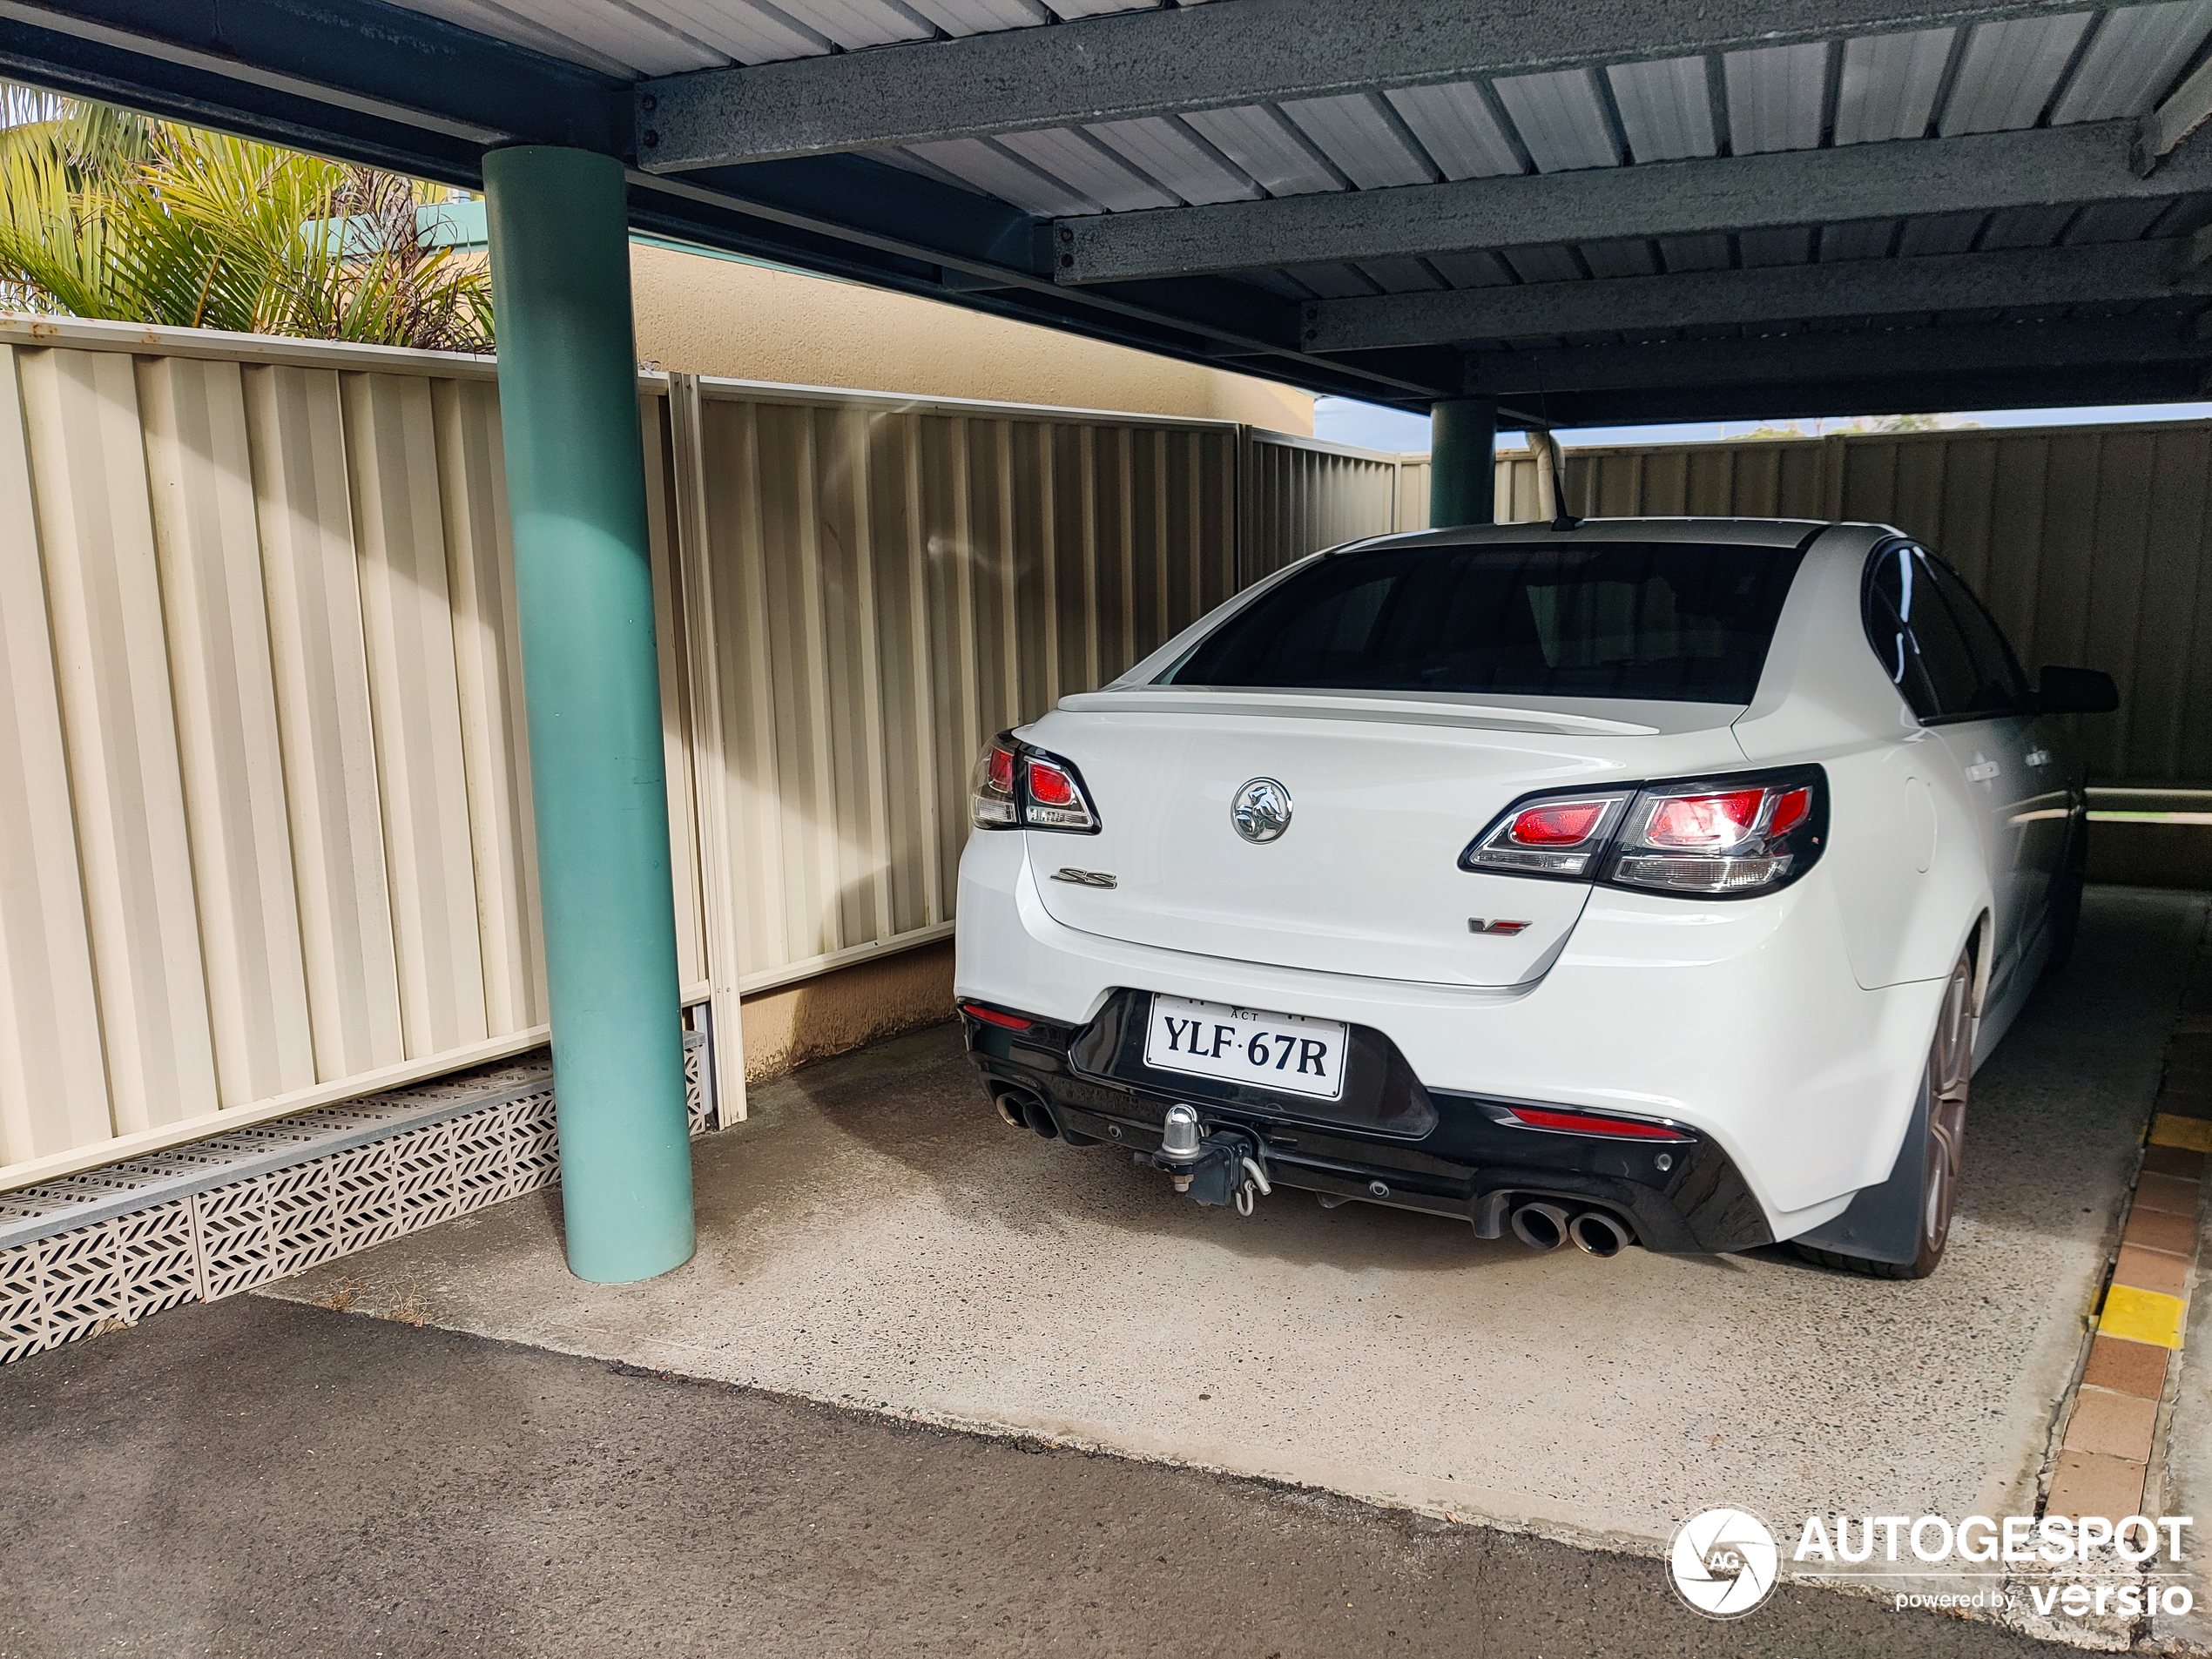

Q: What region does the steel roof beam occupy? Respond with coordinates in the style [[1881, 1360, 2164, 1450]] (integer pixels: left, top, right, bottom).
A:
[[1058, 119, 2212, 287], [1305, 239, 2212, 352], [1461, 315, 2205, 395], [1499, 364, 2211, 426], [636, 0, 2079, 172]]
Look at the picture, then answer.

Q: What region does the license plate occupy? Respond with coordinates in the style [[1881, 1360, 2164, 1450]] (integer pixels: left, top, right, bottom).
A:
[[1143, 994, 1349, 1101]]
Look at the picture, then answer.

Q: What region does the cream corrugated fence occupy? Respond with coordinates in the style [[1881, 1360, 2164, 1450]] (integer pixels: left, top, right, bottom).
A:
[[0, 320, 1245, 1187], [1238, 429, 1427, 583]]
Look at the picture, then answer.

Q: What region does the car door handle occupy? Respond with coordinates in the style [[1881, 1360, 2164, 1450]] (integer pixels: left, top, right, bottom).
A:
[[1966, 760, 2001, 782], [2025, 749, 2052, 767]]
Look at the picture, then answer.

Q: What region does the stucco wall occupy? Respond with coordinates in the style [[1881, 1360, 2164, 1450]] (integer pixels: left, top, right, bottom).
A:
[[630, 242, 1312, 434], [737, 941, 954, 1083]]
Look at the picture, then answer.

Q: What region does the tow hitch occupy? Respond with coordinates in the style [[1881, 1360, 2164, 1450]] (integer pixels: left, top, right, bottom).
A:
[[1138, 1104, 1272, 1216]]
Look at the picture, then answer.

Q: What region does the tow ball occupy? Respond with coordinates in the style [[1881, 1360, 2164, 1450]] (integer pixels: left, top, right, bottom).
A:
[[1138, 1104, 1272, 1217]]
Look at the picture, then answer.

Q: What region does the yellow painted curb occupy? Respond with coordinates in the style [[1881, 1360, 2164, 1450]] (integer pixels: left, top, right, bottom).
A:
[[2176, 1015, 2212, 1036], [2102, 1284, 2188, 1350], [2150, 1114, 2212, 1152]]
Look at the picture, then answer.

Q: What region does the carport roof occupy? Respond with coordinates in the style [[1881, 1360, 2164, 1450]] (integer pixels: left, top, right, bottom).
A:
[[16, 1, 2212, 423]]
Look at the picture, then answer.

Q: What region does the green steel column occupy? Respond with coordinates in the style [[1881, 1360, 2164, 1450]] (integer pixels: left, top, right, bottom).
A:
[[1429, 397, 1498, 528], [482, 146, 694, 1284]]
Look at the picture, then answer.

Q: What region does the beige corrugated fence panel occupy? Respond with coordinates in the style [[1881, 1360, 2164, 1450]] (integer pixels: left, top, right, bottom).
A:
[[1490, 425, 2212, 787], [19, 347, 220, 1139], [0, 347, 110, 1164], [0, 324, 565, 1190], [667, 381, 1239, 1096], [1393, 457, 1431, 532], [433, 377, 549, 1038], [1240, 430, 1420, 583], [244, 361, 404, 1084], [0, 320, 1252, 1181], [138, 355, 315, 1113], [343, 371, 489, 1060]]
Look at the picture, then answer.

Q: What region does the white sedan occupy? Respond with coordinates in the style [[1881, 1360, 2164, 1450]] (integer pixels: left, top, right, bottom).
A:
[[954, 519, 2116, 1278]]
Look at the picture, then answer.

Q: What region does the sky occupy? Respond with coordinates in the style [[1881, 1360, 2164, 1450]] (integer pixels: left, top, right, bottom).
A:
[[1311, 397, 2212, 454]]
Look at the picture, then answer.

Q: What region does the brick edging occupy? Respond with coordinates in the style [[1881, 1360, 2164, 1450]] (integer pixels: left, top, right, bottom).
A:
[[2046, 934, 2212, 1521]]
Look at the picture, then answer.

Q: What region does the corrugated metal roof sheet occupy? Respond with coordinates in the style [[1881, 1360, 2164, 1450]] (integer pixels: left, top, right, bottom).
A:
[[1979, 203, 2084, 246], [2064, 197, 2177, 239], [1737, 227, 1815, 266], [1725, 43, 1831, 155], [1042, 0, 1164, 16], [1819, 219, 1898, 261], [388, 0, 2212, 364], [1896, 212, 1987, 256], [1283, 263, 1379, 299], [1581, 239, 1662, 278], [1940, 13, 2094, 134], [901, 0, 1051, 37], [1606, 57, 1716, 162], [1086, 117, 1262, 205], [1662, 233, 1737, 271], [1426, 251, 1514, 288], [770, 0, 933, 51], [1280, 93, 1436, 189], [1181, 105, 1344, 197], [1833, 28, 1953, 144], [1501, 245, 1586, 283], [1383, 82, 1521, 179], [1355, 258, 1447, 293], [2053, 0, 2212, 120], [1491, 70, 1619, 172], [903, 138, 1098, 216], [996, 127, 1177, 211], [402, 0, 723, 75]]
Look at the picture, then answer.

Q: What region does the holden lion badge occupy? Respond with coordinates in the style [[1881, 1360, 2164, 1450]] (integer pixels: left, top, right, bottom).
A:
[[1231, 778, 1293, 844]]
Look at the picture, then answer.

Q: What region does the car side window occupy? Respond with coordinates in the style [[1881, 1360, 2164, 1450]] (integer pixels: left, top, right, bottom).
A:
[[1921, 554, 2031, 714], [1863, 544, 2024, 720]]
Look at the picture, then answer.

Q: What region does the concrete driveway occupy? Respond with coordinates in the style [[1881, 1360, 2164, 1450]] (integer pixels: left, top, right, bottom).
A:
[[262, 888, 2206, 1569]]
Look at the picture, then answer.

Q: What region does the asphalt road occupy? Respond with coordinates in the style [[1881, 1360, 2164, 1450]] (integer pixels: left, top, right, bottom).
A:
[[0, 1295, 2057, 1658]]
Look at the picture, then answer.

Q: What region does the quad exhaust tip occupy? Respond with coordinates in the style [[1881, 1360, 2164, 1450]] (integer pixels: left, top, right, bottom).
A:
[[1509, 1200, 1636, 1257], [1509, 1201, 1571, 1251], [1569, 1210, 1632, 1258], [992, 1086, 1058, 1138]]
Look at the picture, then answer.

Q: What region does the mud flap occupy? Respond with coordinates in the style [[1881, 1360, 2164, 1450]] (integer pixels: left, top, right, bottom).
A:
[[1791, 1083, 1928, 1266]]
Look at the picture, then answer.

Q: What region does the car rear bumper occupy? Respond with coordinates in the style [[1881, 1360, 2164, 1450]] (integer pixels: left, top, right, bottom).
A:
[[954, 831, 1952, 1242], [961, 1001, 1773, 1252]]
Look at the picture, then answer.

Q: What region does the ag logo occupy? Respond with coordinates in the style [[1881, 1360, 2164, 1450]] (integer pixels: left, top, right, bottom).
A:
[[1668, 1507, 1779, 1620]]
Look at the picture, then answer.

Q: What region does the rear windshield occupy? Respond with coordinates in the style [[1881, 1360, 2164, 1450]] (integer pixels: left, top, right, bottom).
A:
[[1163, 540, 1806, 705]]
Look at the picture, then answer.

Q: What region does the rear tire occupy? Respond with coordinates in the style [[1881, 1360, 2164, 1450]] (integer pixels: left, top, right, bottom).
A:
[[1795, 950, 1974, 1280]]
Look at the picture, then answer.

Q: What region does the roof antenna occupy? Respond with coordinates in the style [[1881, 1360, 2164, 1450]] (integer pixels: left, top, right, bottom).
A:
[[1531, 421, 1581, 532]]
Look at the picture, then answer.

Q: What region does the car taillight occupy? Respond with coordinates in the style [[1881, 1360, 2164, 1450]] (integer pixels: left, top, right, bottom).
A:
[[1642, 789, 1764, 851], [1460, 766, 1826, 898], [1461, 791, 1632, 876], [1512, 801, 1610, 844], [970, 738, 1018, 827], [968, 732, 1103, 833]]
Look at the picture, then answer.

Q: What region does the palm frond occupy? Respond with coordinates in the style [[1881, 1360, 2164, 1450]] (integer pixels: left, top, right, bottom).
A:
[[0, 87, 494, 351]]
